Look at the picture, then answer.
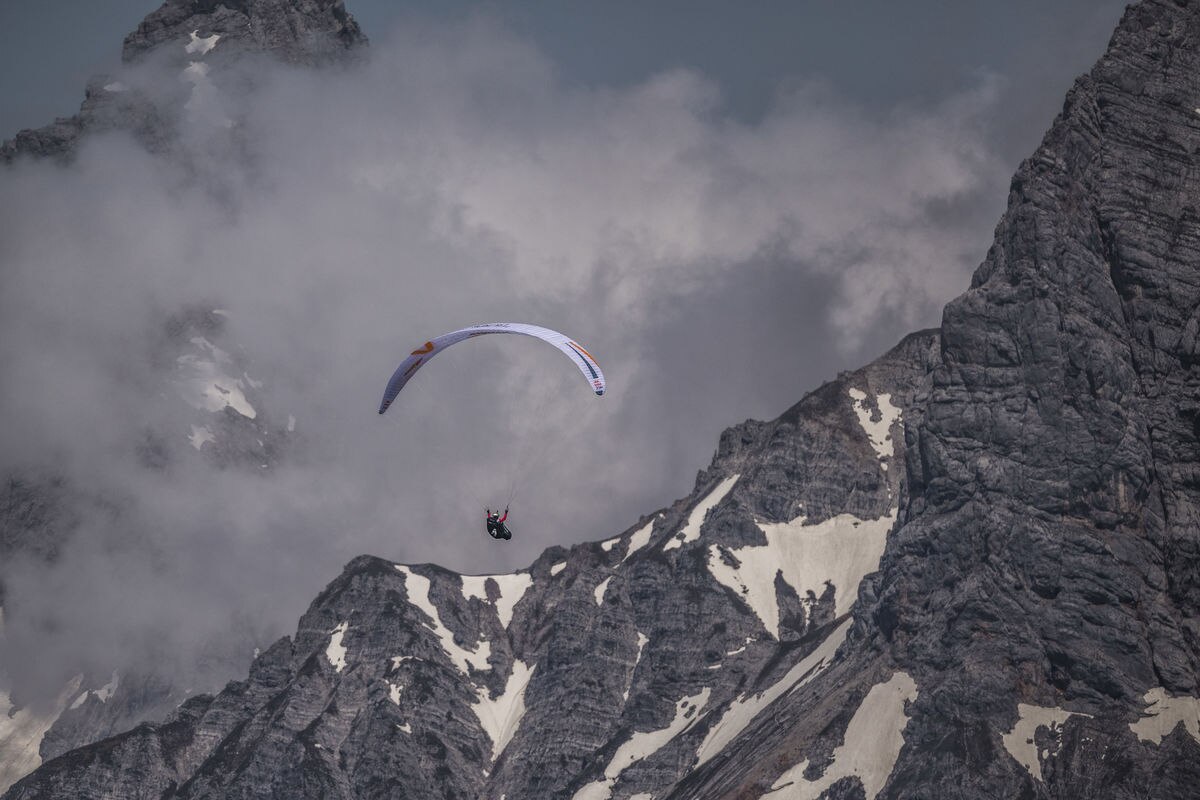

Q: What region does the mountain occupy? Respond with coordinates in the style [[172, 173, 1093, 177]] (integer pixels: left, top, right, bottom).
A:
[[0, 0, 361, 792], [0, 0, 364, 163], [6, 0, 1200, 798]]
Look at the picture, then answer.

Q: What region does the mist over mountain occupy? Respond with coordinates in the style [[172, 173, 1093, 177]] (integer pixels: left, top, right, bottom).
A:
[[6, 0, 1200, 798]]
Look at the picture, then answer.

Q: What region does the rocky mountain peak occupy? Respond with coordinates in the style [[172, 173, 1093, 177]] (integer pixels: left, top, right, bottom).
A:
[[122, 0, 365, 65], [0, 0, 365, 162]]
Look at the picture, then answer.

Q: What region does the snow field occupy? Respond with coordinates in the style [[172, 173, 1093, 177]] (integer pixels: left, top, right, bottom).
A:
[[572, 689, 712, 800], [185, 30, 220, 55], [188, 424, 215, 450], [664, 475, 740, 551], [460, 572, 533, 628], [707, 510, 895, 637], [473, 660, 536, 761], [621, 520, 656, 562], [325, 622, 348, 672], [175, 338, 257, 419], [623, 632, 650, 703], [847, 388, 900, 468], [694, 619, 849, 767], [769, 671, 917, 799], [1129, 687, 1200, 745], [69, 671, 120, 709], [1001, 704, 1091, 782], [395, 566, 490, 673], [594, 576, 612, 605]]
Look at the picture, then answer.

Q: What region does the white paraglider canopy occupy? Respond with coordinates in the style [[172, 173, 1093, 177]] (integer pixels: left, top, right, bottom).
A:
[[378, 322, 606, 414]]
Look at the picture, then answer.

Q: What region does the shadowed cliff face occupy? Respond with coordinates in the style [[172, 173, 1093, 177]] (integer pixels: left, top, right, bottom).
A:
[[7, 1, 1200, 799], [858, 1, 1200, 796]]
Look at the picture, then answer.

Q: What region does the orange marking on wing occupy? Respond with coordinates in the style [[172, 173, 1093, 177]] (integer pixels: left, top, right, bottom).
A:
[[568, 341, 598, 364], [401, 358, 423, 378], [410, 341, 435, 355]]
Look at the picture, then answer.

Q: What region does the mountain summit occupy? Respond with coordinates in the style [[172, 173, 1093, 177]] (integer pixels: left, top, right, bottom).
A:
[[6, 0, 1200, 798], [0, 0, 364, 162]]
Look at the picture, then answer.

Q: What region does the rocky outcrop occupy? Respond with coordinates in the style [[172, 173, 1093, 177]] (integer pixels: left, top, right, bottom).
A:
[[122, 0, 364, 65], [0, 0, 364, 162]]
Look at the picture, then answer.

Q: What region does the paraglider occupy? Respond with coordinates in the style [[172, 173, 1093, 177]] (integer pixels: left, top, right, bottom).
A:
[[378, 322, 605, 414], [378, 323, 605, 543], [485, 507, 511, 540]]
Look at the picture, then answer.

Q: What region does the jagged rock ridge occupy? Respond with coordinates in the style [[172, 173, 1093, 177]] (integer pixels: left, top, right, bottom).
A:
[[0, 0, 364, 162]]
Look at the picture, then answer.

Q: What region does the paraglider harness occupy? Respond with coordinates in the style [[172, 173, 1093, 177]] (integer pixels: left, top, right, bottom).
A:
[[486, 508, 512, 540]]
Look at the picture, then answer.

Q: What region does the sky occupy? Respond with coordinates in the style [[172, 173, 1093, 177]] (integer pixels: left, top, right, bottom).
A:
[[0, 1, 1128, 702]]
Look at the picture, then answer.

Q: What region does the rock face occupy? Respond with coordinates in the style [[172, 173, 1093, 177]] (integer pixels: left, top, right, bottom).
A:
[[122, 0, 365, 65], [7, 0, 1200, 798], [0, 0, 364, 162]]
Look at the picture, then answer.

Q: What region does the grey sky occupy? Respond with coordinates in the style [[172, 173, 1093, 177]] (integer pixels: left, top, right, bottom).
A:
[[4, 1, 1125, 145], [1, 1, 1129, 702]]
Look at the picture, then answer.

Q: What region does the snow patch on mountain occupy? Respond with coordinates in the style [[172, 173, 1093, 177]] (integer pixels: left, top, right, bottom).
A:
[[176, 338, 257, 418], [0, 676, 82, 794], [621, 520, 656, 562], [706, 509, 895, 637], [388, 682, 403, 705], [188, 424, 215, 450], [326, 622, 348, 672], [460, 573, 533, 628], [695, 619, 849, 767], [185, 30, 220, 55], [594, 577, 612, 605], [1129, 688, 1200, 745], [847, 388, 900, 467], [69, 671, 120, 710], [473, 660, 535, 761], [769, 671, 917, 799], [624, 632, 650, 703], [664, 475, 739, 551], [572, 689, 712, 800], [396, 566, 490, 673], [550, 561, 566, 576], [727, 638, 753, 657], [1001, 703, 1091, 782]]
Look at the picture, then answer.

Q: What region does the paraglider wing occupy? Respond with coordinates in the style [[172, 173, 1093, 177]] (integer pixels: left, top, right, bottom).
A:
[[378, 322, 605, 413]]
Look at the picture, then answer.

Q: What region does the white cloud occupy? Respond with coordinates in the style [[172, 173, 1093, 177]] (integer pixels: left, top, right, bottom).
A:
[[0, 16, 1008, 704]]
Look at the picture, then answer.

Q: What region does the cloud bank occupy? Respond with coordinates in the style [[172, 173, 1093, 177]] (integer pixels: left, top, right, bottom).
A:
[[1, 16, 1009, 701]]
